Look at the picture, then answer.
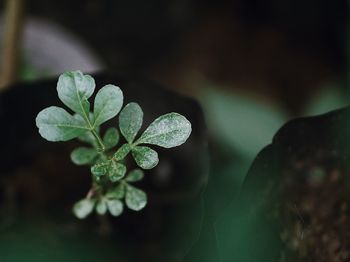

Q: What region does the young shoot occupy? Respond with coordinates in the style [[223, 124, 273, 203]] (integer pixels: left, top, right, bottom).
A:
[[36, 71, 192, 219]]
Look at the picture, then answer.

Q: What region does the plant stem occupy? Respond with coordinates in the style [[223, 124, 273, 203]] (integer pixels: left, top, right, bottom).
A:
[[91, 128, 105, 152]]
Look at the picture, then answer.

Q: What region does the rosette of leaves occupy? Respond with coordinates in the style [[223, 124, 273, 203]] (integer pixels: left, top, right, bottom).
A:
[[36, 71, 192, 219]]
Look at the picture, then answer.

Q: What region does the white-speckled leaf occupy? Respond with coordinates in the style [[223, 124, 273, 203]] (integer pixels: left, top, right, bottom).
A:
[[70, 147, 98, 165], [125, 169, 144, 182], [36, 106, 88, 141], [73, 198, 95, 219], [114, 144, 131, 161], [131, 146, 159, 169], [91, 160, 110, 178], [57, 71, 95, 116], [93, 84, 123, 126], [96, 199, 107, 215], [119, 102, 143, 143], [109, 161, 126, 182], [135, 113, 191, 148], [103, 127, 119, 149], [107, 199, 124, 216], [125, 185, 147, 211]]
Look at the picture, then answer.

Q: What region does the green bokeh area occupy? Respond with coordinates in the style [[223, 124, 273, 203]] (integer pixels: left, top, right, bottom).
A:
[[0, 220, 124, 262]]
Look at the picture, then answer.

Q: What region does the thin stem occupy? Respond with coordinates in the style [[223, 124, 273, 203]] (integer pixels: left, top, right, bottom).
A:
[[91, 128, 105, 152]]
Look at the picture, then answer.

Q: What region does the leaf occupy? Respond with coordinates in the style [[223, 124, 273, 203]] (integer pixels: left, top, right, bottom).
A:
[[135, 113, 191, 148], [73, 198, 95, 219], [96, 199, 107, 215], [125, 169, 144, 182], [125, 185, 147, 211], [119, 102, 143, 143], [107, 199, 124, 216], [70, 147, 98, 165], [91, 160, 111, 178], [114, 144, 131, 161], [57, 71, 95, 116], [131, 146, 159, 169], [109, 161, 127, 182], [103, 127, 119, 149], [36, 106, 88, 141], [105, 184, 125, 199], [93, 84, 123, 126]]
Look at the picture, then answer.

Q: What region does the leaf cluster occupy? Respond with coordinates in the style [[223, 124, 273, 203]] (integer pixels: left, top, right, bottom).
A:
[[36, 71, 192, 218]]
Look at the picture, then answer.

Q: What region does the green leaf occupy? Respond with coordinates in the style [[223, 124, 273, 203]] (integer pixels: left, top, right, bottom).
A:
[[114, 144, 131, 161], [105, 183, 125, 199], [103, 127, 119, 149], [70, 147, 98, 165], [109, 161, 127, 182], [107, 199, 124, 216], [135, 113, 191, 148], [91, 160, 110, 178], [96, 199, 107, 215], [91, 159, 126, 182], [73, 198, 95, 219], [36, 106, 88, 141], [93, 84, 123, 126], [125, 185, 147, 211], [119, 102, 143, 143], [125, 169, 144, 182], [78, 131, 97, 146], [131, 146, 159, 169], [57, 71, 95, 116]]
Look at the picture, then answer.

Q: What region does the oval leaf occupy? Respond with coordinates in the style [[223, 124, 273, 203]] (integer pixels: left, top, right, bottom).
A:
[[114, 144, 131, 161], [91, 160, 110, 178], [125, 185, 147, 211], [105, 184, 125, 199], [103, 127, 120, 149], [36, 106, 88, 141], [96, 199, 107, 215], [93, 84, 123, 126], [57, 71, 95, 116], [70, 147, 98, 165], [131, 146, 159, 169], [119, 102, 143, 143], [109, 161, 126, 182], [107, 199, 124, 216], [135, 113, 191, 148], [73, 198, 95, 219], [125, 169, 144, 182]]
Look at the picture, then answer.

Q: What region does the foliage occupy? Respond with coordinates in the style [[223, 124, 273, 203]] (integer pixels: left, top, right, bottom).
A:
[[36, 71, 192, 218]]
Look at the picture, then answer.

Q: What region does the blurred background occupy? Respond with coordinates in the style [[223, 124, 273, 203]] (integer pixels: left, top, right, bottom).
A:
[[0, 0, 348, 261]]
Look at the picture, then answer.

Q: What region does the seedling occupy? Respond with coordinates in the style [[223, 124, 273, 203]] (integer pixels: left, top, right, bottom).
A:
[[36, 71, 192, 219]]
